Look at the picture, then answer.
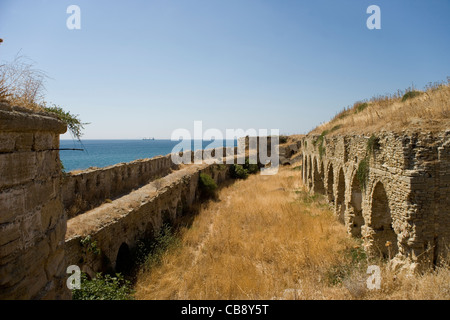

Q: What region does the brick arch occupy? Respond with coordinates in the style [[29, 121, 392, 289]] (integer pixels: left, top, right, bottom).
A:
[[369, 181, 398, 258], [313, 157, 325, 194], [336, 167, 346, 223], [115, 242, 132, 274], [326, 163, 335, 204], [348, 173, 364, 237]]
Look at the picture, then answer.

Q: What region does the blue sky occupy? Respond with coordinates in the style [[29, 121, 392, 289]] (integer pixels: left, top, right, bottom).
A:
[[0, 0, 449, 139]]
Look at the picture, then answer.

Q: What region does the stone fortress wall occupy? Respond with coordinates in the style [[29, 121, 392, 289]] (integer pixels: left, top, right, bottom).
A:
[[0, 103, 69, 299], [2, 100, 448, 299], [301, 131, 450, 271], [0, 104, 274, 300], [61, 155, 178, 219]]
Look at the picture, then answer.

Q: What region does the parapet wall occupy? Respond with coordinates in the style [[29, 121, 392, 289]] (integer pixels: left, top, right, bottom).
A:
[[61, 147, 244, 219], [65, 161, 233, 277], [62, 155, 178, 219], [0, 103, 69, 299], [301, 130, 450, 271]]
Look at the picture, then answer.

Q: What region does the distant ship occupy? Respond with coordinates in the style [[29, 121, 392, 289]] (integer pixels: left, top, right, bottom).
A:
[[142, 137, 155, 140]]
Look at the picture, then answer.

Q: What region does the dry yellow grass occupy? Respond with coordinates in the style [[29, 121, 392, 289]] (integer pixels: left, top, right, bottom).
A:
[[133, 165, 450, 300], [310, 82, 450, 136]]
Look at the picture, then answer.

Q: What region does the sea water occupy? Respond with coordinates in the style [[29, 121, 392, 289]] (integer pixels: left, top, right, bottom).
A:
[[59, 139, 236, 172]]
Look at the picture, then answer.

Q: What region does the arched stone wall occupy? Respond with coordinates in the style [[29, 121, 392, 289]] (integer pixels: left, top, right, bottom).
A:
[[326, 163, 335, 204], [348, 173, 364, 237], [368, 181, 398, 258], [115, 242, 132, 274], [336, 168, 346, 223], [313, 157, 325, 194], [307, 156, 313, 190], [301, 132, 450, 269]]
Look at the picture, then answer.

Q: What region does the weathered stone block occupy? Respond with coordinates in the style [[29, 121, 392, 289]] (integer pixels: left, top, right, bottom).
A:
[[15, 133, 34, 151], [44, 248, 65, 281], [25, 179, 56, 212], [0, 222, 21, 247], [33, 132, 56, 151], [0, 132, 16, 152], [35, 150, 59, 180], [41, 198, 64, 230], [0, 152, 36, 189], [21, 210, 44, 247], [0, 187, 26, 224]]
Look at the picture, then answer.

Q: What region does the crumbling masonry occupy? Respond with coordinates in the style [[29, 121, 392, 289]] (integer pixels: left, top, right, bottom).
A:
[[301, 131, 450, 271]]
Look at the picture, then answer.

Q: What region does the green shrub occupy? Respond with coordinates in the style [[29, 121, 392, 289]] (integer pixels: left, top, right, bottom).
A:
[[330, 124, 342, 132], [355, 102, 368, 113], [80, 235, 101, 256], [230, 164, 249, 179], [279, 135, 288, 144], [356, 157, 369, 190], [402, 90, 422, 102], [43, 104, 89, 141], [244, 158, 259, 174], [198, 173, 218, 199], [313, 131, 328, 159], [135, 224, 180, 271], [367, 135, 380, 155], [72, 272, 134, 300]]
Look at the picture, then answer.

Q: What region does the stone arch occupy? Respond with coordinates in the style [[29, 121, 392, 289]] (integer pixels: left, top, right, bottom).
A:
[[115, 242, 132, 274], [303, 155, 308, 183], [336, 167, 346, 223], [327, 163, 334, 204], [348, 174, 364, 237], [370, 182, 398, 258], [320, 161, 325, 181], [313, 157, 325, 194], [307, 156, 313, 190]]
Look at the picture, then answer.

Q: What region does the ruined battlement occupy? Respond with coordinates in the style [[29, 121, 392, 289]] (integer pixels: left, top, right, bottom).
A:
[[301, 130, 450, 271], [2, 98, 448, 299], [0, 103, 69, 299]]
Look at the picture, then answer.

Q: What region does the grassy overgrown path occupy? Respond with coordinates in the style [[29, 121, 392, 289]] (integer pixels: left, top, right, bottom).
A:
[[134, 165, 450, 300]]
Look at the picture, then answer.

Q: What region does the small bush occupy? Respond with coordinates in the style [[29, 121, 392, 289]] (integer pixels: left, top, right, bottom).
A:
[[137, 224, 180, 271], [318, 143, 326, 159], [244, 158, 259, 174], [230, 164, 249, 179], [279, 135, 288, 144], [330, 124, 342, 132], [313, 130, 328, 159], [354, 102, 368, 113], [198, 173, 218, 199], [356, 157, 369, 190], [402, 90, 422, 102], [43, 104, 89, 141], [72, 272, 134, 300], [367, 135, 380, 155]]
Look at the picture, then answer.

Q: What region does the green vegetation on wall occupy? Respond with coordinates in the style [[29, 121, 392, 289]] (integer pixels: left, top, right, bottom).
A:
[[198, 173, 218, 200]]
